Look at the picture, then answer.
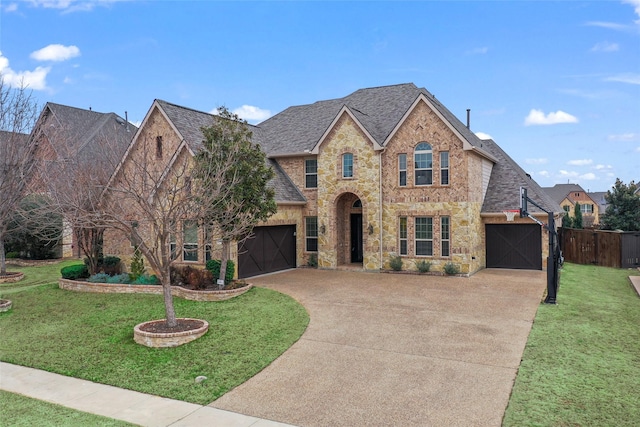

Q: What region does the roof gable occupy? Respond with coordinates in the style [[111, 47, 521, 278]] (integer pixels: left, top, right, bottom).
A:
[[310, 106, 383, 154]]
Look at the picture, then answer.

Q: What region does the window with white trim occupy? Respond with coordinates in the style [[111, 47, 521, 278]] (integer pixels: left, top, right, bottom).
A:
[[399, 217, 407, 255], [182, 220, 199, 262], [305, 159, 317, 188], [581, 204, 594, 214], [305, 217, 318, 252], [440, 151, 449, 185], [441, 216, 450, 257], [342, 153, 353, 178], [398, 154, 407, 186], [414, 143, 433, 186], [415, 217, 433, 256]]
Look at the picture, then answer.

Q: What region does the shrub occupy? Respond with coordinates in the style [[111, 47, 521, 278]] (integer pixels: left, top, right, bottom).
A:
[[307, 253, 318, 268], [443, 262, 460, 275], [416, 260, 432, 273], [84, 256, 122, 275], [107, 273, 131, 284], [61, 264, 89, 280], [170, 266, 213, 289], [132, 274, 159, 285], [389, 255, 403, 271], [129, 247, 145, 281], [5, 251, 19, 259], [87, 273, 111, 283], [205, 259, 235, 284]]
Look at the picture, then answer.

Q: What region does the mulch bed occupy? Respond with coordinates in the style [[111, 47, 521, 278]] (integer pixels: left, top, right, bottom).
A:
[[138, 318, 204, 334], [177, 280, 249, 291]]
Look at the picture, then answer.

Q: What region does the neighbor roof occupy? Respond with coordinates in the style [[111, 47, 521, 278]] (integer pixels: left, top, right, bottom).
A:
[[257, 83, 488, 157], [542, 184, 587, 205], [481, 139, 561, 214]]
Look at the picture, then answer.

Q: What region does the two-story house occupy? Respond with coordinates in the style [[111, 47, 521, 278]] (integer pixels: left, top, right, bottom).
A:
[[104, 83, 560, 278], [543, 183, 599, 228]]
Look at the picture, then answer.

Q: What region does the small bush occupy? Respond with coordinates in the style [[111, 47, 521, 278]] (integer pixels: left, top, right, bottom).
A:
[[170, 266, 213, 289], [129, 247, 145, 281], [107, 273, 131, 284], [416, 260, 432, 273], [61, 264, 89, 280], [205, 259, 235, 284], [443, 262, 460, 275], [389, 255, 403, 271], [5, 251, 19, 259], [87, 273, 111, 283], [307, 253, 318, 268], [132, 274, 159, 285]]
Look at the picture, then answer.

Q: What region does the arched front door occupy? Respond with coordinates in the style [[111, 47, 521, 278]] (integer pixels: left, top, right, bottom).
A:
[[336, 193, 363, 265]]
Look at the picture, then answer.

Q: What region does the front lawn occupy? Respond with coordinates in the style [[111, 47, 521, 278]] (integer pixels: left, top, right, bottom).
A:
[[0, 262, 309, 405], [0, 391, 136, 427], [503, 263, 640, 426]]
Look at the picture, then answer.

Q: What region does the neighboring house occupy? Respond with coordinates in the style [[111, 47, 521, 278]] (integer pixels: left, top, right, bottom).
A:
[[29, 103, 137, 257], [543, 183, 599, 227], [104, 83, 561, 278], [588, 191, 609, 219]]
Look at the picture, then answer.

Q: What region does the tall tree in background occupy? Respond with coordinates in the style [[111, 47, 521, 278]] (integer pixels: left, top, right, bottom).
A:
[[573, 202, 583, 229], [0, 77, 39, 275], [601, 179, 640, 231], [194, 107, 276, 288]]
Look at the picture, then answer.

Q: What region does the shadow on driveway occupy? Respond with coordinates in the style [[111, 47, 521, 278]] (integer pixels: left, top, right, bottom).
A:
[[211, 268, 546, 427]]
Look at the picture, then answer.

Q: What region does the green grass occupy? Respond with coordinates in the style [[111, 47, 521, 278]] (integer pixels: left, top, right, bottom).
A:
[[0, 260, 81, 296], [503, 263, 640, 427], [0, 262, 309, 405], [0, 390, 136, 427]]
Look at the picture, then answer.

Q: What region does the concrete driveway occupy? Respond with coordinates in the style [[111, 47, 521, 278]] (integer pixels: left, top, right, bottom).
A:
[[211, 268, 546, 427]]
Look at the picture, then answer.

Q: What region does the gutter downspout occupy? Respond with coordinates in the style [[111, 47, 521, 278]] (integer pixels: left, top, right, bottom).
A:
[[378, 148, 386, 270]]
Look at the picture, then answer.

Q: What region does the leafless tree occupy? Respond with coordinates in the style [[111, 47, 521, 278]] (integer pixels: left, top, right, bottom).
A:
[[0, 77, 39, 275]]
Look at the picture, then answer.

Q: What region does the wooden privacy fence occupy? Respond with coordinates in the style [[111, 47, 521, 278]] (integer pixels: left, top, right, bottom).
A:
[[561, 229, 640, 268]]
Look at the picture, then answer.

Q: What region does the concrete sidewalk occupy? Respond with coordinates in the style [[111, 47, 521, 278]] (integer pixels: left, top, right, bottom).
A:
[[0, 362, 295, 427]]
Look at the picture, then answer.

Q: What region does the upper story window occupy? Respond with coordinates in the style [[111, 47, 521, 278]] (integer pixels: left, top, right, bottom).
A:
[[305, 159, 317, 188], [342, 153, 353, 178], [581, 204, 594, 214], [440, 151, 449, 185], [563, 205, 571, 212], [156, 136, 163, 160], [414, 143, 433, 186], [398, 154, 407, 187]]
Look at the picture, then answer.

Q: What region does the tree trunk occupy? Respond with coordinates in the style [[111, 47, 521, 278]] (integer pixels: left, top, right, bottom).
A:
[[0, 233, 6, 276], [218, 239, 230, 290], [161, 273, 177, 327]]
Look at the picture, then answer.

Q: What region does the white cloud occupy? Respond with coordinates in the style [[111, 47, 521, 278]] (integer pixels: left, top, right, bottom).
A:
[[525, 158, 548, 165], [232, 105, 272, 123], [590, 42, 619, 52], [474, 131, 492, 140], [605, 73, 640, 84], [567, 159, 593, 166], [524, 109, 579, 126], [580, 173, 597, 180], [26, 0, 122, 13], [623, 0, 640, 24], [636, 146, 640, 152], [4, 3, 18, 12], [559, 170, 579, 178], [586, 21, 631, 31], [595, 164, 613, 170], [538, 170, 550, 177], [0, 51, 50, 90], [30, 44, 80, 62], [608, 133, 638, 141], [466, 47, 488, 55]]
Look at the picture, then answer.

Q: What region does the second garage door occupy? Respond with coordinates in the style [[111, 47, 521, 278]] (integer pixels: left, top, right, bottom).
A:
[[238, 225, 297, 278], [486, 224, 542, 270]]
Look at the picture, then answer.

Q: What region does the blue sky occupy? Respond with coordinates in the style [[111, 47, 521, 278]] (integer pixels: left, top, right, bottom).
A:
[[1, 0, 638, 192]]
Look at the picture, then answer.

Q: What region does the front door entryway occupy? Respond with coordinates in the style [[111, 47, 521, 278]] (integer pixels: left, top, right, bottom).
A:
[[350, 213, 363, 263]]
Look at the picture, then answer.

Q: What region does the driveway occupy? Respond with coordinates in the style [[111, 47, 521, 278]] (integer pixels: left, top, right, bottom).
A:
[[211, 268, 546, 426]]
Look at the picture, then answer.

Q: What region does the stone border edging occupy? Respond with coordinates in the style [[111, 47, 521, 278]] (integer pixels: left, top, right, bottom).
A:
[[58, 278, 253, 301], [134, 318, 209, 347], [0, 272, 25, 283]]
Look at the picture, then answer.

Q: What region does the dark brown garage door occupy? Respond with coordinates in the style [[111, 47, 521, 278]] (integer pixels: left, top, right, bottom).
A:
[[486, 224, 542, 270], [238, 225, 296, 278]]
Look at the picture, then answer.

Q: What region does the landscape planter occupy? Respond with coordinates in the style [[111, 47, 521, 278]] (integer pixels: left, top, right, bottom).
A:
[[133, 318, 209, 348], [58, 278, 253, 301], [0, 272, 24, 283], [0, 299, 13, 312]]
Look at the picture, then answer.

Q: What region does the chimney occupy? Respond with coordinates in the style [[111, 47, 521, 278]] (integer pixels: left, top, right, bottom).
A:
[[466, 109, 470, 129], [125, 111, 129, 132]]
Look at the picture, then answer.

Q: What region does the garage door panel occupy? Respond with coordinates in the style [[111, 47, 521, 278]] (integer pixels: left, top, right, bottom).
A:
[[238, 225, 296, 278], [486, 224, 542, 270]]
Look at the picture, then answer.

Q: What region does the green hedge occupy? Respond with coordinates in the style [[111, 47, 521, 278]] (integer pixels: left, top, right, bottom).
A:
[[60, 264, 89, 280], [205, 259, 235, 284]]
